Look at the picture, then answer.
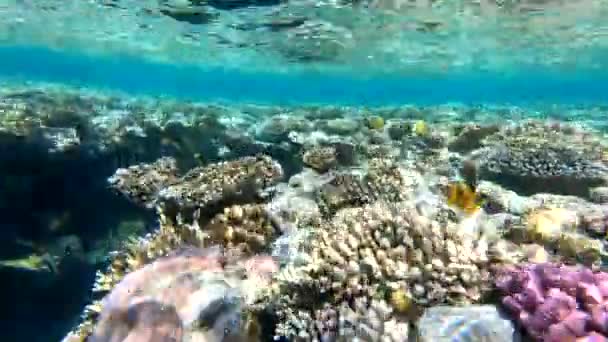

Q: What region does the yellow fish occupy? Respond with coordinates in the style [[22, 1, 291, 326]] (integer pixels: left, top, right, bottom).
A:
[[0, 253, 58, 273], [446, 181, 483, 216]]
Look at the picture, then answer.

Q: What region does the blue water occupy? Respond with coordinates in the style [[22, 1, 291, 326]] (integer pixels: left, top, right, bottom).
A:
[[1, 44, 607, 106]]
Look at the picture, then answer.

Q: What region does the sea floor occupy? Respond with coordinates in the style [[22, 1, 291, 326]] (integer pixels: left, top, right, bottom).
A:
[[2, 81, 608, 341]]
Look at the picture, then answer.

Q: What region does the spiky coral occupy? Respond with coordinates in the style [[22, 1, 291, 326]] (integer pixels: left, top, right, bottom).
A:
[[263, 200, 494, 340]]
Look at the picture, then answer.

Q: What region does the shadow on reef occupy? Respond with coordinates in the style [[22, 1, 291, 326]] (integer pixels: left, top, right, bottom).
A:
[[0, 89, 304, 342], [0, 258, 96, 342], [0, 133, 155, 341]]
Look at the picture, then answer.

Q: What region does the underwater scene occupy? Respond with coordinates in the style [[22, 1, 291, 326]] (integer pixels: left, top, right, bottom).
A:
[[2, 1, 608, 342]]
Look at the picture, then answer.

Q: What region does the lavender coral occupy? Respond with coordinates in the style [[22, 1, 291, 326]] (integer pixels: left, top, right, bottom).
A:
[[65, 246, 278, 342], [496, 262, 608, 341]]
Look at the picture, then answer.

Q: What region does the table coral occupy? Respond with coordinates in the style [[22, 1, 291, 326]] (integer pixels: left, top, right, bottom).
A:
[[302, 146, 338, 173], [263, 200, 496, 340], [316, 158, 409, 216], [478, 120, 608, 197], [495, 262, 608, 341]]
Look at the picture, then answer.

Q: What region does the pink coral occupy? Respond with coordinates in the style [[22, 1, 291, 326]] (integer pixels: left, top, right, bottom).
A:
[[496, 263, 608, 341], [89, 246, 277, 342]]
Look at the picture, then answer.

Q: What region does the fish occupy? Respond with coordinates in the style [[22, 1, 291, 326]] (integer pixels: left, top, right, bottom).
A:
[[0, 253, 58, 273], [446, 181, 484, 216], [460, 158, 478, 191]]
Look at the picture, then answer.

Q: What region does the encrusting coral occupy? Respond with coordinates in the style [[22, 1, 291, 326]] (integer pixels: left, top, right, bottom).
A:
[[517, 207, 606, 266], [108, 154, 284, 223], [495, 262, 608, 341], [108, 156, 180, 208]]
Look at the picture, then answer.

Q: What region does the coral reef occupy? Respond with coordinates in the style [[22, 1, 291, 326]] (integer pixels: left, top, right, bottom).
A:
[[108, 157, 180, 208], [9, 85, 608, 342], [496, 263, 608, 340], [477, 120, 608, 197], [108, 154, 284, 223], [262, 200, 495, 340], [64, 246, 278, 342]]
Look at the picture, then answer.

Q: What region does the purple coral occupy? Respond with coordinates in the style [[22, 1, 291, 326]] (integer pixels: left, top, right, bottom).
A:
[[496, 263, 608, 341]]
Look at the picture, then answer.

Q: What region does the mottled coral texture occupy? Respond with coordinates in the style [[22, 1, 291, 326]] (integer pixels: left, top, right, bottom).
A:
[[87, 247, 277, 342], [496, 262, 608, 341]]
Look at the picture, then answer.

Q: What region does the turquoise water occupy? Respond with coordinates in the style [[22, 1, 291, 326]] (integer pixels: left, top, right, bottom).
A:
[[4, 2, 608, 342], [1, 45, 607, 106]]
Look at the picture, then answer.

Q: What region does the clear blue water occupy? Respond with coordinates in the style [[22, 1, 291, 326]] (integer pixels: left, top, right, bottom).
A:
[[1, 44, 607, 106], [3, 2, 608, 341]]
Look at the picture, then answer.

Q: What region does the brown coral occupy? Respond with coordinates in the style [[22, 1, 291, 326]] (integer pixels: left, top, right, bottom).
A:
[[265, 200, 493, 340], [316, 158, 407, 216], [157, 154, 283, 223], [108, 157, 180, 208], [302, 146, 338, 173], [203, 204, 280, 255]]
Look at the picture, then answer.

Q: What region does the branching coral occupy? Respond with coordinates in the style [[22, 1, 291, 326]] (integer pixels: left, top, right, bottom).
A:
[[316, 158, 409, 216], [263, 200, 494, 340], [496, 262, 608, 341]]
